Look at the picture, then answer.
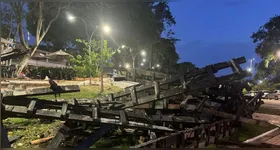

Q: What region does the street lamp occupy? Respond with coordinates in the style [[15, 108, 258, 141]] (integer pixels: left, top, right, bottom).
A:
[[142, 59, 146, 62], [140, 63, 144, 66], [156, 64, 160, 68], [131, 50, 146, 68], [67, 15, 76, 22], [103, 25, 110, 33], [125, 63, 130, 69], [141, 50, 146, 56], [247, 68, 252, 72], [121, 45, 126, 49], [67, 13, 111, 85]]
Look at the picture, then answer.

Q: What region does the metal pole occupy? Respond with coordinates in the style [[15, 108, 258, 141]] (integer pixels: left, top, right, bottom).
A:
[[132, 57, 135, 69], [77, 17, 92, 85], [100, 3, 104, 92]]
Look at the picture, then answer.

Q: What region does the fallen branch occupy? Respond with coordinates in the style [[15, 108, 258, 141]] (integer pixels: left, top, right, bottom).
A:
[[30, 136, 54, 145]]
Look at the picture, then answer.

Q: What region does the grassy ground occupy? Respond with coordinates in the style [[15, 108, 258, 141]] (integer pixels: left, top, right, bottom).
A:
[[206, 123, 276, 148], [3, 85, 123, 148], [256, 107, 280, 115], [228, 123, 275, 142]]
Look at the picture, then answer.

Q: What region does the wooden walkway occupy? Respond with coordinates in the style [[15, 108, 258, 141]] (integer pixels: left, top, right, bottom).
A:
[[244, 127, 280, 147]]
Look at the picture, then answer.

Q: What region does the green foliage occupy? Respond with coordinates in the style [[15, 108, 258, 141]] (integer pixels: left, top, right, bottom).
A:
[[251, 15, 280, 80], [27, 2, 179, 68], [71, 39, 114, 77], [26, 67, 75, 80], [0, 3, 16, 39], [242, 88, 247, 94]]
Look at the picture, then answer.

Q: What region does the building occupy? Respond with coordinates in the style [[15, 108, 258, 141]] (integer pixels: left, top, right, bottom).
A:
[[1, 37, 72, 68]]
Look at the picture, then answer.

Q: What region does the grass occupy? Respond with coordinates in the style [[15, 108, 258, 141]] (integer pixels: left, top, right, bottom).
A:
[[91, 133, 138, 148], [257, 107, 280, 115], [3, 118, 62, 148], [3, 85, 123, 148], [228, 123, 275, 142], [30, 85, 123, 100]]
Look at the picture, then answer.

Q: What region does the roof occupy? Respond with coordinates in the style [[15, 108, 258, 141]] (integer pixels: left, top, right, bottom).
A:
[[1, 37, 13, 44], [47, 50, 72, 57]]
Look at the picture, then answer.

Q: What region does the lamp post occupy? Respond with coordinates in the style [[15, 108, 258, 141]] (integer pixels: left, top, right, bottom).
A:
[[132, 50, 146, 69], [119, 45, 146, 69], [247, 58, 255, 73], [67, 14, 110, 85]]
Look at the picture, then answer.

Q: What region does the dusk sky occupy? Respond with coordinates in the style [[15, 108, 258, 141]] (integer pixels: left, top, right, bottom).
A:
[[22, 0, 280, 71], [169, 0, 280, 69]]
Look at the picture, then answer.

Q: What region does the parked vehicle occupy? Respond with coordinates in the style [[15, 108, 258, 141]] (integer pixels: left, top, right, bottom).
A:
[[265, 90, 280, 100], [261, 90, 270, 98], [245, 91, 257, 97]]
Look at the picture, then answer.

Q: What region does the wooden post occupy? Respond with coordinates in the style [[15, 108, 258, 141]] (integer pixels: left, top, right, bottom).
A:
[[1, 122, 11, 148], [214, 123, 220, 144], [132, 69, 136, 82], [100, 73, 104, 92]]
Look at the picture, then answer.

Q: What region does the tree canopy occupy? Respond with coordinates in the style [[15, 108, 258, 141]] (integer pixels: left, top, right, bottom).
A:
[[25, 2, 180, 69], [1, 1, 190, 75], [251, 15, 280, 80]]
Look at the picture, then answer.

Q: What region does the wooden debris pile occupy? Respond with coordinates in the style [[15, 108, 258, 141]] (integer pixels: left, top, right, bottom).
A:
[[1, 56, 268, 148]]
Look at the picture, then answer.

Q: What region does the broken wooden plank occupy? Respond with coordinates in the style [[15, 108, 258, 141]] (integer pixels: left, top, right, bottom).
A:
[[8, 135, 23, 144], [31, 136, 54, 145], [47, 122, 72, 148], [4, 106, 174, 132], [92, 106, 98, 120], [119, 110, 128, 124], [154, 81, 160, 99], [202, 108, 272, 127], [243, 127, 280, 145], [130, 86, 138, 104], [2, 85, 80, 98], [61, 103, 68, 118], [76, 125, 113, 148], [27, 100, 36, 114]]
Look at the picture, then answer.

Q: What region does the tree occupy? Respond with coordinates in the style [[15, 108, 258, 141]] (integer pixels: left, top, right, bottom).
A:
[[71, 39, 114, 92], [9, 2, 70, 76], [251, 15, 280, 81], [0, 3, 16, 40], [27, 2, 179, 68]]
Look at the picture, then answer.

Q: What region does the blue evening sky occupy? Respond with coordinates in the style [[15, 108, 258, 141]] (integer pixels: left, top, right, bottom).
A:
[[169, 0, 280, 69]]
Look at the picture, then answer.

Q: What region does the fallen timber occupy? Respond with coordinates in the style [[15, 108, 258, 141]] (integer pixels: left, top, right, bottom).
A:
[[1, 56, 271, 148]]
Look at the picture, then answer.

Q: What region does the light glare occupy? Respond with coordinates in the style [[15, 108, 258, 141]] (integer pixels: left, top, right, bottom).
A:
[[103, 25, 110, 33]]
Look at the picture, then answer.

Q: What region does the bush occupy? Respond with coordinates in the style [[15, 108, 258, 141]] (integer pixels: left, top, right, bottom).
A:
[[25, 67, 76, 80]]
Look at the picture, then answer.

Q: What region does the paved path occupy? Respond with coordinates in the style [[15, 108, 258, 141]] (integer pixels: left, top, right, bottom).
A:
[[253, 113, 280, 126], [261, 100, 280, 110]]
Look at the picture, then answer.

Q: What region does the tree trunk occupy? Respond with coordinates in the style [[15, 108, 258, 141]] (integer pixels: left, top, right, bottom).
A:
[[100, 73, 104, 93], [15, 54, 30, 77]]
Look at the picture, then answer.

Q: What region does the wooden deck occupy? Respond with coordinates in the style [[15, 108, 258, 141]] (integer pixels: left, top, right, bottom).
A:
[[244, 127, 280, 147]]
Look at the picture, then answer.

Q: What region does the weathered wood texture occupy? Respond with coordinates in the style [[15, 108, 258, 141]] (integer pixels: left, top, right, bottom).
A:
[[2, 85, 80, 98], [131, 120, 235, 148]]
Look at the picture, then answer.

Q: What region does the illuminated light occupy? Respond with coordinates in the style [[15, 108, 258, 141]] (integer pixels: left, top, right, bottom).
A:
[[125, 63, 130, 69], [103, 25, 110, 33], [141, 50, 146, 56]]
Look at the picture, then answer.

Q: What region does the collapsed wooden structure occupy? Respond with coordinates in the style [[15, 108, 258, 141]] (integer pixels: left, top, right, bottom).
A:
[[0, 56, 271, 148]]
